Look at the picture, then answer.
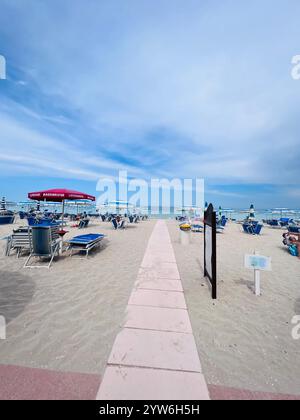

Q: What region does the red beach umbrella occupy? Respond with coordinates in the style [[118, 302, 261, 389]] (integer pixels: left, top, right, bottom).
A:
[[28, 189, 95, 202], [28, 189, 96, 225]]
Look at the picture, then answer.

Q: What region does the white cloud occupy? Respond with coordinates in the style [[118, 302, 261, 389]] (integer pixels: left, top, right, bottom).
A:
[[0, 0, 300, 191], [288, 189, 300, 198]]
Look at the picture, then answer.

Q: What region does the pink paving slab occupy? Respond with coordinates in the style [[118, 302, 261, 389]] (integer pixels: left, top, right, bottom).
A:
[[141, 252, 177, 266], [124, 305, 192, 333], [97, 366, 210, 400], [208, 384, 300, 400], [145, 236, 172, 246], [135, 277, 183, 292], [138, 263, 181, 280], [128, 289, 187, 309], [0, 364, 100, 400], [108, 328, 202, 373]]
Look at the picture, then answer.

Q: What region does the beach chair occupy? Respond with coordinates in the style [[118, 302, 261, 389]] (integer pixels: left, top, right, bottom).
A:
[[216, 225, 225, 233], [217, 218, 227, 229], [253, 224, 263, 235], [279, 218, 290, 227], [66, 234, 105, 258], [242, 224, 251, 234], [268, 220, 280, 228], [288, 226, 300, 234], [118, 220, 126, 229], [24, 226, 60, 269], [112, 218, 125, 229], [78, 219, 89, 229], [243, 223, 262, 235], [19, 211, 26, 220], [191, 224, 203, 232], [7, 227, 31, 257], [220, 216, 227, 227]]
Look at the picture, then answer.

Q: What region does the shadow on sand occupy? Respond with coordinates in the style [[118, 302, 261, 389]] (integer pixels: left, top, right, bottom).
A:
[[0, 271, 36, 323], [295, 298, 300, 315]]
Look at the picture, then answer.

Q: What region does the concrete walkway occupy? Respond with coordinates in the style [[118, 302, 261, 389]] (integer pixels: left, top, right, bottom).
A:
[[97, 220, 210, 400]]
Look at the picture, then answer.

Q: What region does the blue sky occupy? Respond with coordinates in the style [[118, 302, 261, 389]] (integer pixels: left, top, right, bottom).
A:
[[0, 0, 300, 208]]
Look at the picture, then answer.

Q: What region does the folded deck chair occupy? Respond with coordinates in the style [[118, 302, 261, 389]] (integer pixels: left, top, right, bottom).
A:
[[24, 226, 60, 269], [66, 234, 105, 258], [7, 227, 31, 257]]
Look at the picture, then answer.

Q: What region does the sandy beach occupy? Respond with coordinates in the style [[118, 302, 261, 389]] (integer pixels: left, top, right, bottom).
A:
[[0, 218, 156, 375], [168, 220, 300, 395], [1, 217, 300, 399]]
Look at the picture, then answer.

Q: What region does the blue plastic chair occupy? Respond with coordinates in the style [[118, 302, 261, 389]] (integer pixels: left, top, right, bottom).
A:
[[112, 219, 118, 230], [254, 224, 263, 235], [242, 224, 250, 234]]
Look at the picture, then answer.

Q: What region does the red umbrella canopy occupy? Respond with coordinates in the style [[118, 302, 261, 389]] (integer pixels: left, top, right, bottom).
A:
[[28, 189, 96, 202]]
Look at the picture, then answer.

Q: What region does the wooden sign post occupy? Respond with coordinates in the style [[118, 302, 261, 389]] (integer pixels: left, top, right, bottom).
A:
[[244, 251, 272, 296]]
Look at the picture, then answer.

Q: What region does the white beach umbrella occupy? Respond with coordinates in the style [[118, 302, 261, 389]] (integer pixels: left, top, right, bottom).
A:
[[1, 197, 7, 211], [249, 204, 255, 220]]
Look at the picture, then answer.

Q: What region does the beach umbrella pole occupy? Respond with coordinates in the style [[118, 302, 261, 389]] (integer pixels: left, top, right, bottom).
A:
[[62, 200, 65, 227]]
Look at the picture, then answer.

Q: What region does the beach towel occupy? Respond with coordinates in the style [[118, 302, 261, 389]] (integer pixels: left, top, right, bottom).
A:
[[289, 245, 298, 257]]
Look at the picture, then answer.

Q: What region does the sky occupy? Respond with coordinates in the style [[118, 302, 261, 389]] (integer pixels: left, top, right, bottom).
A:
[[0, 0, 300, 209]]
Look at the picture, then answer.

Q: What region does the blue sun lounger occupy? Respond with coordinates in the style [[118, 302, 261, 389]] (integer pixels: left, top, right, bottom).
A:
[[66, 233, 105, 258]]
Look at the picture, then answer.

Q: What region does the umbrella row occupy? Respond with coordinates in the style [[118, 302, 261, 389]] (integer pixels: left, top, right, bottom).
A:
[[27, 189, 96, 225]]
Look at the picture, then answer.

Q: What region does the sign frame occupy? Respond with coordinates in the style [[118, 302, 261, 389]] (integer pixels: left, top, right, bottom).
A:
[[244, 252, 272, 296], [244, 254, 272, 271], [204, 203, 217, 299]]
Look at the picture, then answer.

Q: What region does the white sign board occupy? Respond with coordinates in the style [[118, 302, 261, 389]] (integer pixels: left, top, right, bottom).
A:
[[244, 254, 272, 271], [205, 225, 212, 279]]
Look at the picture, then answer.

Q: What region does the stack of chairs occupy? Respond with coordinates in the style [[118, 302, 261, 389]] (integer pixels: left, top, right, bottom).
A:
[[24, 225, 61, 269], [6, 227, 31, 258]]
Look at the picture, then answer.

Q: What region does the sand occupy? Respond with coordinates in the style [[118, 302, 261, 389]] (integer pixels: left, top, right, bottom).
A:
[[0, 218, 155, 375], [1, 217, 300, 396], [167, 220, 300, 395]]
